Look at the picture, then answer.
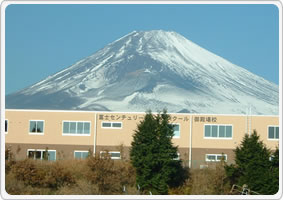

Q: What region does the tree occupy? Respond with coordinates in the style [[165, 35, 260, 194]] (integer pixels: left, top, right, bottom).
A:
[[225, 130, 279, 194], [269, 147, 279, 194], [43, 147, 49, 161], [130, 110, 187, 194]]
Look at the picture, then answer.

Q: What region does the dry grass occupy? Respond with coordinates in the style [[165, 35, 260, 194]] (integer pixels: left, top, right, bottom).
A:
[[86, 156, 136, 194], [169, 162, 230, 195], [6, 156, 231, 195], [5, 157, 137, 195], [10, 159, 76, 189], [187, 162, 230, 195]]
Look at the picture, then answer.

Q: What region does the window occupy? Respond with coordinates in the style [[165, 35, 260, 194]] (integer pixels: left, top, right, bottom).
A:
[[63, 121, 91, 135], [173, 152, 180, 160], [268, 126, 279, 139], [74, 151, 89, 159], [5, 120, 8, 133], [29, 120, 44, 134], [204, 124, 233, 139], [112, 122, 122, 128], [205, 154, 227, 162], [101, 122, 122, 129], [171, 124, 180, 138], [200, 165, 208, 169], [27, 149, 56, 161], [269, 156, 274, 161], [100, 151, 121, 160]]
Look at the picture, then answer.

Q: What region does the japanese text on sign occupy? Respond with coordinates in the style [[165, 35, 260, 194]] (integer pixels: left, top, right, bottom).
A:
[[98, 114, 190, 122], [194, 116, 217, 123], [99, 114, 143, 121]]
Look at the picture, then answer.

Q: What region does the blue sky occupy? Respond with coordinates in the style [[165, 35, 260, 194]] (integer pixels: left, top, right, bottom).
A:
[[5, 4, 279, 95]]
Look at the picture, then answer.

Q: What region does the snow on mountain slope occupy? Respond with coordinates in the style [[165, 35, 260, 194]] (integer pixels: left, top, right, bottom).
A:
[[6, 30, 279, 115]]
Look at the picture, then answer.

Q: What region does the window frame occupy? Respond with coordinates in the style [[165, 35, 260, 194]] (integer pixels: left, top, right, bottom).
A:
[[267, 125, 279, 140], [5, 119, 8, 134], [101, 121, 123, 129], [74, 150, 89, 159], [62, 120, 91, 136], [204, 124, 233, 139], [29, 120, 45, 135], [100, 151, 121, 160], [27, 149, 56, 161], [205, 154, 227, 162], [171, 123, 181, 138]]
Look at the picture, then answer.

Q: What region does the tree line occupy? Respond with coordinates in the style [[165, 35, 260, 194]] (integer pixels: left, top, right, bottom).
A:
[[130, 110, 279, 195]]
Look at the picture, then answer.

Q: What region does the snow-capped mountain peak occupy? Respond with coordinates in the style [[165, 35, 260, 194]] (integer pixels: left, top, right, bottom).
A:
[[6, 30, 278, 115]]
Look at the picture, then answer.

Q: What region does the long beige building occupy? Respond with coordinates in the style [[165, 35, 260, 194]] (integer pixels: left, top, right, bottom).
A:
[[5, 109, 279, 168]]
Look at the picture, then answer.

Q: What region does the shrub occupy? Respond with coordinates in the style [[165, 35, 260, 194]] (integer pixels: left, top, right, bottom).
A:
[[7, 158, 137, 195], [55, 179, 98, 195], [5, 147, 14, 161], [5, 148, 16, 173], [6, 171, 53, 195], [43, 161, 76, 189], [190, 162, 230, 195], [168, 161, 230, 195], [168, 179, 192, 195], [6, 172, 28, 195], [86, 155, 136, 194], [10, 159, 75, 189], [11, 159, 44, 187]]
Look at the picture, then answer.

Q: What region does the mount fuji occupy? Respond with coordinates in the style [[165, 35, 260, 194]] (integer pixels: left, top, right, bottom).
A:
[[6, 30, 279, 115]]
